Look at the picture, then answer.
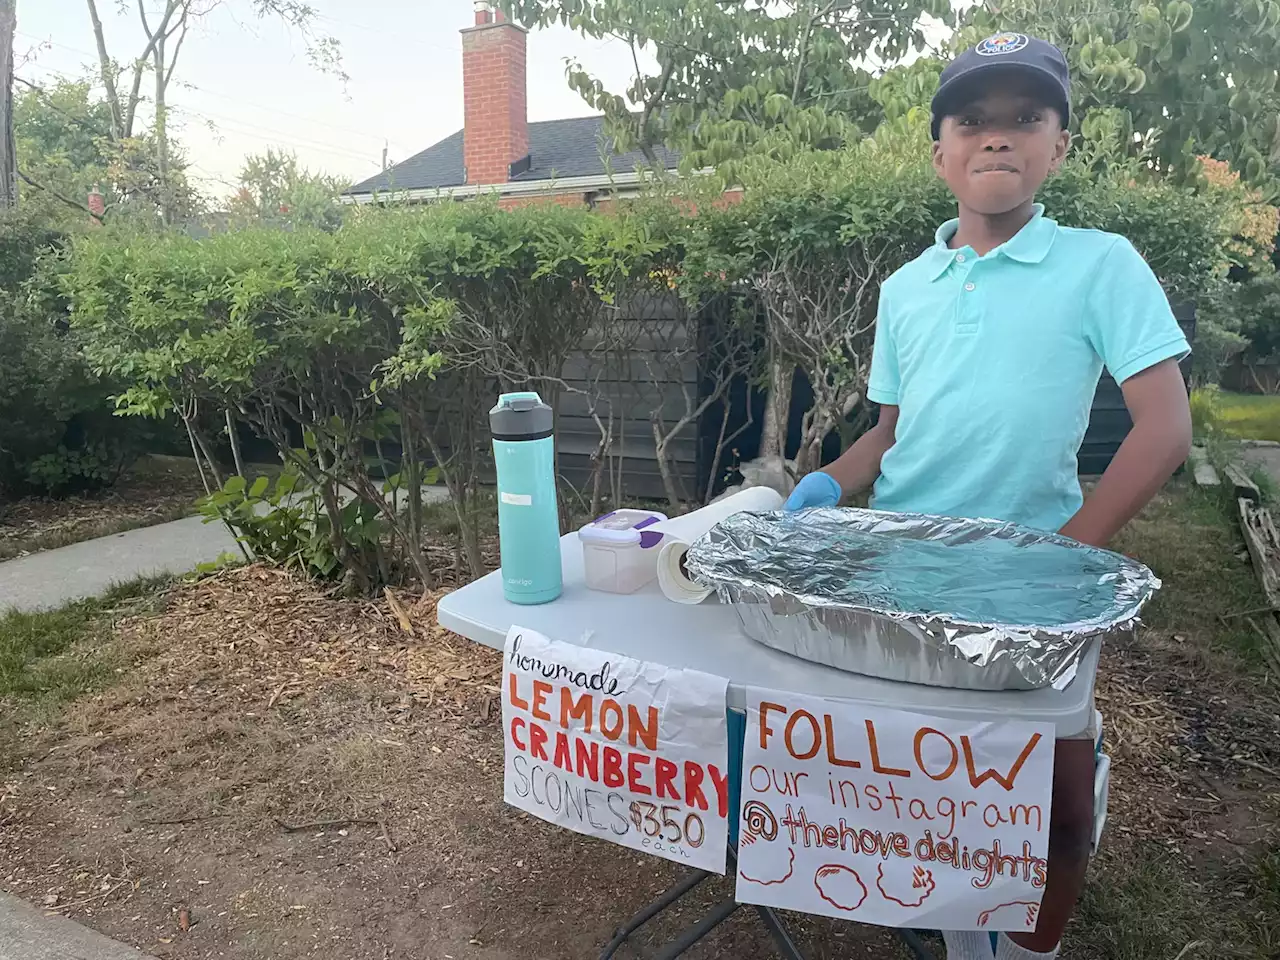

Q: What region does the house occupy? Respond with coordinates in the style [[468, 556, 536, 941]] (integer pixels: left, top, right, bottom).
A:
[[343, 2, 1187, 491], [344, 2, 680, 207]]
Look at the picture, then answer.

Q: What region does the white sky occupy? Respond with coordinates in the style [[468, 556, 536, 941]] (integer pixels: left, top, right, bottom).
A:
[[16, 0, 648, 200]]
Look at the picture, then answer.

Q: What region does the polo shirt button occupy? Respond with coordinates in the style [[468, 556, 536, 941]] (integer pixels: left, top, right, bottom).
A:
[[956, 254, 966, 263], [964, 282, 975, 291]]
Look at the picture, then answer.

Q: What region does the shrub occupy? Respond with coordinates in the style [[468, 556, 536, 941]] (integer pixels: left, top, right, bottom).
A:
[[0, 212, 155, 498], [61, 139, 1244, 586], [688, 115, 1234, 472]]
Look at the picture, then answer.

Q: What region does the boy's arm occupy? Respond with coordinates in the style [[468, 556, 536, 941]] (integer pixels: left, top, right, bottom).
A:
[[1058, 358, 1191, 547], [823, 405, 899, 497]]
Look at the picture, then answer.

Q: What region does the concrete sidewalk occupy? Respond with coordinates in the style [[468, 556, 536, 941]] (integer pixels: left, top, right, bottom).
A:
[[0, 515, 238, 612], [0, 485, 454, 613], [0, 892, 153, 960]]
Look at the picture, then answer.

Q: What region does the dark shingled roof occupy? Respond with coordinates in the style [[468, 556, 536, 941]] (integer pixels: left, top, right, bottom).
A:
[[346, 115, 679, 195]]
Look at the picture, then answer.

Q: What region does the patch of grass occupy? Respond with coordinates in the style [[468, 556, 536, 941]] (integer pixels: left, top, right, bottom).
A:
[[1113, 481, 1269, 665], [0, 574, 171, 704], [1215, 390, 1280, 442], [1074, 849, 1209, 959], [1250, 465, 1280, 505], [1073, 843, 1280, 959], [1253, 844, 1280, 953], [1191, 385, 1226, 441]]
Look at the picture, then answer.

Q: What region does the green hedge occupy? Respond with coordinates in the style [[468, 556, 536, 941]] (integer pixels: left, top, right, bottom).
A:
[[0, 211, 160, 497], [56, 129, 1235, 586]]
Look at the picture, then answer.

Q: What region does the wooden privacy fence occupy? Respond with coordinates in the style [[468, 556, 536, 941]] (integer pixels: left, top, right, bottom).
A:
[[314, 294, 1197, 508]]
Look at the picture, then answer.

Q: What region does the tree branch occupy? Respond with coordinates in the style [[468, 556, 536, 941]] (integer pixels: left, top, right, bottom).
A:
[[122, 0, 180, 137], [163, 10, 189, 91], [13, 76, 109, 136], [17, 168, 104, 223], [85, 0, 124, 139], [136, 0, 153, 39], [636, 55, 674, 169]]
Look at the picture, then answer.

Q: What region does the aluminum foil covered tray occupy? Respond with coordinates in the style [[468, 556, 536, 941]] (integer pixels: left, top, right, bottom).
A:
[[683, 507, 1160, 690]]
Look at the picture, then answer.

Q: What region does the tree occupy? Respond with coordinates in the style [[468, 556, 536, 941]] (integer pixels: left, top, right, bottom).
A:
[[226, 148, 348, 231], [507, 0, 951, 184], [505, 0, 954, 457], [83, 0, 345, 222], [0, 0, 14, 209], [13, 78, 113, 224], [13, 77, 199, 226], [957, 0, 1280, 184]]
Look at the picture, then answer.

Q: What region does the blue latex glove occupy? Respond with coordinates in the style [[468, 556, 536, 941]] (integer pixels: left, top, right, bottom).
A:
[[784, 472, 842, 512]]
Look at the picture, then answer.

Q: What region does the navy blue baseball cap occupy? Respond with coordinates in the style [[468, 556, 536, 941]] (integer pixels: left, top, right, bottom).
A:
[[930, 32, 1071, 140]]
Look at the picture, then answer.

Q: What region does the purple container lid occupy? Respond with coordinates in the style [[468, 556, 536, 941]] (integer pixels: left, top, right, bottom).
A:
[[578, 509, 668, 547]]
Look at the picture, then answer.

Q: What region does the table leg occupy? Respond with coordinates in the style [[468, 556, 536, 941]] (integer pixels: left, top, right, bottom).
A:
[[651, 898, 744, 959], [897, 929, 939, 960], [598, 869, 710, 959], [755, 906, 809, 960]]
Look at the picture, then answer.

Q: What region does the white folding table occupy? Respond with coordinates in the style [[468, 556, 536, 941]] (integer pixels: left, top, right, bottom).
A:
[[438, 534, 1100, 959]]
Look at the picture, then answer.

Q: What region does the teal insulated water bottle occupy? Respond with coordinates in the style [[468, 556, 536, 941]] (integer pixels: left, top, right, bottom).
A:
[[491, 392, 563, 604]]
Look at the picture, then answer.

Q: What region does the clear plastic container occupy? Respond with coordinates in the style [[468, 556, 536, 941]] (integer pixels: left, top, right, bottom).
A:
[[578, 509, 668, 594]]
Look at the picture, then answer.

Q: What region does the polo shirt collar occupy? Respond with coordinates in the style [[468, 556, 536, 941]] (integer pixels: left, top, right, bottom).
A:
[[925, 204, 1057, 281]]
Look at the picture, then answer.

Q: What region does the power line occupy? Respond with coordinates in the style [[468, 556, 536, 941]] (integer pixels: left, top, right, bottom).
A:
[[22, 60, 385, 170], [170, 104, 382, 167], [14, 30, 98, 62], [14, 29, 412, 154], [170, 80, 412, 152]]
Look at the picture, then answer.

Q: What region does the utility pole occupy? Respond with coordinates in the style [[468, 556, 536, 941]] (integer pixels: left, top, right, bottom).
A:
[[0, 0, 16, 209], [381, 141, 388, 172]]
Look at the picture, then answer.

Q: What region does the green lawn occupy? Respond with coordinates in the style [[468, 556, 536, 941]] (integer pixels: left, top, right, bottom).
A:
[[1213, 390, 1280, 442], [0, 576, 170, 705]]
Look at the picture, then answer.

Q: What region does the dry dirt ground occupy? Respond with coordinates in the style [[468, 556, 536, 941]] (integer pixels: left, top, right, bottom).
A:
[[1, 486, 1278, 960], [0, 456, 209, 560]]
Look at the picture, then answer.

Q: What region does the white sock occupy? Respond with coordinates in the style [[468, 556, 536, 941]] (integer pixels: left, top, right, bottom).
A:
[[996, 933, 1060, 959], [942, 930, 996, 960]]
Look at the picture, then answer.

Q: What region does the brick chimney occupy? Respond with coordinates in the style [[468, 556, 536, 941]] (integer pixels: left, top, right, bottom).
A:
[[461, 1, 529, 185], [87, 185, 105, 225]]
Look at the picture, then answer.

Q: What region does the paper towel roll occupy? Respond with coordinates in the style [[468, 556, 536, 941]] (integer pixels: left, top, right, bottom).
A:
[[652, 486, 784, 603]]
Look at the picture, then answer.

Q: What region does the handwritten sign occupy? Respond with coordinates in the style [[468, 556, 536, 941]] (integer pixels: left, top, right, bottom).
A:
[[502, 626, 731, 874], [734, 687, 1055, 931]]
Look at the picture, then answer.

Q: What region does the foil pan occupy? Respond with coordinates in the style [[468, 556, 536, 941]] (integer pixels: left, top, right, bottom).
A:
[[683, 508, 1160, 691]]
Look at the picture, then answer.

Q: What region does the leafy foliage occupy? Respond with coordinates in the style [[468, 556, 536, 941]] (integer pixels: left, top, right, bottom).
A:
[[227, 149, 350, 232], [1198, 157, 1280, 274], [1207, 273, 1280, 394], [0, 211, 153, 497], [60, 136, 1242, 580], [197, 470, 375, 580], [957, 0, 1280, 184], [62, 204, 612, 588], [507, 0, 951, 185], [1236, 275, 1280, 361], [525, 0, 1279, 193], [13, 78, 202, 228]]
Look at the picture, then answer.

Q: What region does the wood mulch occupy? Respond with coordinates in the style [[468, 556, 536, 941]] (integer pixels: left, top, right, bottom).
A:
[[0, 550, 1276, 958], [0, 564, 909, 960]]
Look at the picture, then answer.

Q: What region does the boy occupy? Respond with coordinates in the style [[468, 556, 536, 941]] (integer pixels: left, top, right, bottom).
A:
[[784, 33, 1192, 960]]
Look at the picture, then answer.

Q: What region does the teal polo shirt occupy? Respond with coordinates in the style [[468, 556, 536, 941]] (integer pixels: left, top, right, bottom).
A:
[[867, 204, 1190, 533]]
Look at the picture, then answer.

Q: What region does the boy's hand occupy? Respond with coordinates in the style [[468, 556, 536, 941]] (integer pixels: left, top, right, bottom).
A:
[[784, 472, 842, 512]]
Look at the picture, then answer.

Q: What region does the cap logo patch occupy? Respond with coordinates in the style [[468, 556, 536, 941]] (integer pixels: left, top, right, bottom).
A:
[[976, 32, 1029, 56]]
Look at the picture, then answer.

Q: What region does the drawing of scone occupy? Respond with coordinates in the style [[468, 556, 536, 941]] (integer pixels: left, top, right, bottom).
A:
[[813, 864, 868, 911], [875, 863, 937, 907]]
